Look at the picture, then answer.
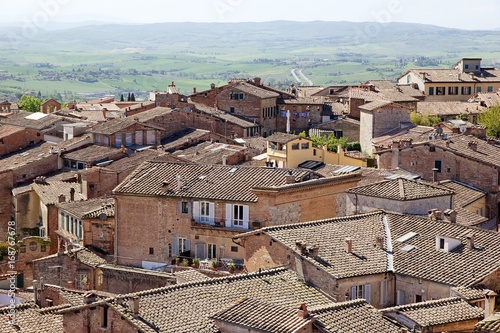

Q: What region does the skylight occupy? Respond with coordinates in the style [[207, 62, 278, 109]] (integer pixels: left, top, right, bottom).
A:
[[401, 244, 416, 252], [396, 231, 417, 243]]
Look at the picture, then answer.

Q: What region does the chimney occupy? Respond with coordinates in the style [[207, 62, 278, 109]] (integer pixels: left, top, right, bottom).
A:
[[285, 173, 295, 184], [210, 83, 216, 90], [69, 188, 75, 202], [83, 292, 96, 304], [391, 140, 400, 149], [193, 87, 197, 94], [101, 109, 106, 120], [33, 280, 39, 306], [295, 241, 307, 255], [485, 290, 498, 318], [432, 168, 439, 183], [176, 175, 184, 190], [132, 296, 140, 318], [171, 81, 175, 86], [470, 73, 475, 80], [487, 137, 497, 145], [375, 236, 384, 249], [465, 233, 475, 250], [420, 72, 426, 81], [297, 303, 308, 319], [58, 194, 66, 203], [67, 281, 74, 289], [254, 77, 262, 86], [443, 209, 457, 223], [308, 245, 319, 257], [434, 210, 442, 220], [222, 155, 227, 166], [344, 238, 353, 253], [468, 141, 478, 151], [401, 329, 408, 333]]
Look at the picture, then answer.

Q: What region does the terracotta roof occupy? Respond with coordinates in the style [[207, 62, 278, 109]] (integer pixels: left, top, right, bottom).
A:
[[161, 128, 211, 151], [210, 298, 312, 332], [475, 91, 500, 108], [0, 124, 24, 138], [102, 149, 166, 174], [113, 161, 320, 202], [452, 286, 492, 301], [191, 102, 257, 128], [237, 211, 500, 286], [475, 315, 500, 332], [0, 302, 63, 333], [174, 269, 211, 284], [280, 96, 325, 105], [88, 117, 161, 135], [173, 141, 246, 164], [344, 88, 417, 103], [0, 110, 65, 131], [346, 178, 453, 201], [417, 101, 486, 116], [438, 180, 486, 208], [266, 132, 302, 144], [405, 68, 500, 83], [32, 181, 85, 205], [430, 135, 500, 167], [57, 197, 114, 219], [229, 81, 280, 99], [382, 297, 484, 327], [311, 299, 401, 333], [371, 125, 435, 147], [106, 268, 333, 333], [62, 144, 124, 163], [360, 100, 410, 111], [454, 206, 489, 227]]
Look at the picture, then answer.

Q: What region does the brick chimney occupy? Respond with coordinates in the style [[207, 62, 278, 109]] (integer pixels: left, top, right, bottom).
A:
[[344, 238, 353, 253], [69, 188, 75, 202], [254, 77, 262, 86], [375, 236, 384, 249], [193, 87, 197, 94], [443, 209, 457, 223], [468, 141, 478, 151], [58, 194, 66, 203], [297, 303, 308, 319], [285, 171, 295, 184], [465, 233, 475, 250], [308, 245, 319, 257], [67, 281, 74, 289], [210, 83, 216, 90], [132, 296, 140, 318], [176, 175, 184, 191], [485, 290, 498, 318]]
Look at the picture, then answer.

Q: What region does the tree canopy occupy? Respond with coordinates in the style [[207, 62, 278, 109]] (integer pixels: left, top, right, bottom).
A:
[[479, 105, 500, 137], [409, 111, 441, 126], [18, 95, 42, 113]]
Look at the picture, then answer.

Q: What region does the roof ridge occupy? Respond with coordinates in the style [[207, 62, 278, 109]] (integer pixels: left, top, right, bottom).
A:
[[383, 296, 462, 312]]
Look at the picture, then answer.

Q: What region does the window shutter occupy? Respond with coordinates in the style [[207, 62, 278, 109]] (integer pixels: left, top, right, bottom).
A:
[[177, 201, 181, 214], [226, 204, 232, 226], [186, 239, 191, 255], [242, 205, 249, 229], [364, 283, 371, 303], [195, 243, 206, 259], [187, 202, 191, 214], [172, 236, 178, 256], [192, 202, 200, 222], [209, 202, 215, 224], [380, 280, 387, 305], [351, 286, 357, 300]]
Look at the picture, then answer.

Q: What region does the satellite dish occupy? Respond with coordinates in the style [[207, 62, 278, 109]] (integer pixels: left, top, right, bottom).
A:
[[459, 126, 467, 133]]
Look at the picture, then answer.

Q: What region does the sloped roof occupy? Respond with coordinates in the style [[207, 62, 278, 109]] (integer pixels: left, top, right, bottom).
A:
[[0, 124, 24, 138], [173, 141, 246, 165], [191, 102, 257, 128], [230, 81, 280, 99], [360, 100, 410, 111], [113, 161, 321, 202], [266, 132, 302, 144], [0, 302, 63, 333], [404, 68, 500, 83], [57, 197, 114, 219], [0, 110, 65, 130], [106, 269, 333, 333], [311, 299, 401, 333], [382, 297, 484, 327], [32, 181, 85, 205], [417, 101, 485, 116], [210, 298, 312, 332], [431, 135, 500, 167], [346, 178, 453, 201], [237, 211, 500, 286], [475, 315, 500, 332], [62, 144, 125, 163], [438, 180, 486, 208], [452, 286, 492, 301]]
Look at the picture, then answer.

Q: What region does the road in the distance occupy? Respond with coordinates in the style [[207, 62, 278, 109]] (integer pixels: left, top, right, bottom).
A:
[[291, 68, 313, 85]]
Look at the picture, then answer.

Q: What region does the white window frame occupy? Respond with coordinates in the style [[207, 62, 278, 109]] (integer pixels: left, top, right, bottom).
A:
[[380, 280, 388, 305], [200, 202, 210, 223], [179, 237, 189, 254], [351, 283, 371, 303], [226, 203, 249, 228], [397, 289, 406, 305], [207, 243, 217, 259]]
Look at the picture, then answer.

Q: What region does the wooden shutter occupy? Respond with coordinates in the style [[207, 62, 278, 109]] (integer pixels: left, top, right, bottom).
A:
[[172, 236, 178, 256], [209, 202, 215, 224], [195, 243, 206, 259], [351, 286, 357, 300], [364, 284, 371, 303], [226, 204, 232, 226], [242, 205, 249, 229], [192, 202, 200, 222]]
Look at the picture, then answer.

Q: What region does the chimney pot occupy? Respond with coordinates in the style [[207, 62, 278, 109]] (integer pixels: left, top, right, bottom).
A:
[[444, 209, 457, 223], [132, 296, 140, 318], [67, 281, 74, 289], [375, 236, 384, 249], [69, 188, 75, 202], [297, 303, 308, 319], [345, 238, 353, 253], [193, 87, 197, 94], [466, 233, 475, 250], [468, 141, 478, 151], [58, 194, 66, 203]]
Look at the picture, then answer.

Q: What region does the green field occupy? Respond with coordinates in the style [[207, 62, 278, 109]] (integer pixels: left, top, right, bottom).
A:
[[1, 21, 500, 101]]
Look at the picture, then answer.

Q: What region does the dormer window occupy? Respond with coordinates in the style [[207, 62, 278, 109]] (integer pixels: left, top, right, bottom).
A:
[[436, 236, 461, 252]]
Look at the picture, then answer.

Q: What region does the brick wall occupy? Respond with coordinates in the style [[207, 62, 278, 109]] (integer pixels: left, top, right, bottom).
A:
[[99, 266, 175, 294], [83, 218, 114, 254], [63, 306, 138, 333], [0, 129, 43, 157], [33, 254, 95, 290]]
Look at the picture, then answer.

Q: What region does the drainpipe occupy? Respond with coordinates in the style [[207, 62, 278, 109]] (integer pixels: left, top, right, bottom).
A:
[[114, 197, 118, 264]]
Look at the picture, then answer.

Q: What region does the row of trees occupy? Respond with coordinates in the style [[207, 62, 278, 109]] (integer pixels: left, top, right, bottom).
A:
[[298, 131, 361, 152]]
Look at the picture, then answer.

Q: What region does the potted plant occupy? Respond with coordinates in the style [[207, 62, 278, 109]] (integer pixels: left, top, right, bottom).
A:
[[228, 259, 236, 274], [211, 258, 218, 271], [181, 258, 189, 267], [192, 258, 200, 268], [175, 257, 180, 266]]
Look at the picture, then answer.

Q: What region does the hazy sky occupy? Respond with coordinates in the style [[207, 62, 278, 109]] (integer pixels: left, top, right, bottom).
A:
[[3, 0, 500, 30]]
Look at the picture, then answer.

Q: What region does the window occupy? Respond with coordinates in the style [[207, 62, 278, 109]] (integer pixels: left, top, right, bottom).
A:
[[439, 237, 445, 250], [380, 280, 387, 305], [60, 212, 65, 230], [415, 294, 423, 303], [447, 167, 451, 173], [461, 86, 472, 95], [477, 86, 482, 93], [115, 133, 123, 147], [226, 204, 249, 228], [230, 107, 235, 113], [179, 201, 190, 214], [94, 134, 101, 145], [334, 130, 343, 139], [149, 247, 154, 255], [103, 136, 109, 146], [429, 146, 435, 152], [488, 86, 493, 92], [29, 242, 37, 251], [291, 143, 299, 150], [428, 87, 434, 95], [101, 306, 108, 328], [231, 246, 238, 252], [200, 202, 210, 223], [465, 64, 469, 70], [178, 237, 189, 254], [239, 93, 244, 99], [448, 86, 458, 95], [351, 284, 371, 303], [19, 245, 26, 253], [436, 87, 446, 95], [476, 65, 480, 70], [434, 160, 442, 173], [397, 290, 406, 305], [301, 142, 309, 149], [233, 205, 244, 226], [207, 243, 216, 259], [313, 149, 316, 156]]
